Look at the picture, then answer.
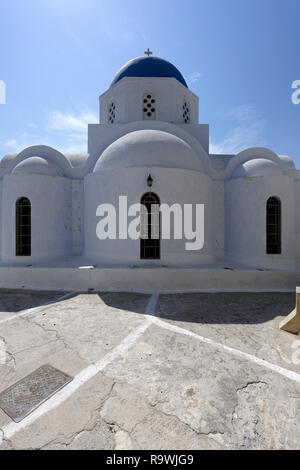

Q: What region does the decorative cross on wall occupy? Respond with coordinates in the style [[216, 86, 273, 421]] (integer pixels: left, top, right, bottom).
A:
[[144, 48, 153, 57]]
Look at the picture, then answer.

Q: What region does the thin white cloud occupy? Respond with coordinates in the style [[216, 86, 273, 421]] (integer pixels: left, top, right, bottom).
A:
[[101, 22, 114, 40], [99, 16, 147, 44], [2, 110, 98, 155], [26, 122, 38, 129], [64, 25, 92, 57], [3, 132, 88, 155], [210, 105, 267, 155], [47, 111, 98, 133], [46, 110, 98, 153], [4, 137, 43, 153], [186, 71, 202, 86], [4, 139, 19, 151], [58, 133, 89, 154]]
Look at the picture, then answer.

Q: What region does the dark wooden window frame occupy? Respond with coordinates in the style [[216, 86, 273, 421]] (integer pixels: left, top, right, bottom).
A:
[[140, 192, 160, 260], [16, 197, 31, 256], [266, 196, 281, 255]]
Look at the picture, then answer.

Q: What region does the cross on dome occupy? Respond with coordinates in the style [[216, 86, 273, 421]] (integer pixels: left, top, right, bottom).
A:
[[144, 48, 153, 57]]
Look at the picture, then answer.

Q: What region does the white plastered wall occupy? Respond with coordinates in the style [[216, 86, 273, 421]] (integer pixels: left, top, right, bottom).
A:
[[84, 167, 214, 267], [225, 174, 296, 269], [1, 174, 73, 263]]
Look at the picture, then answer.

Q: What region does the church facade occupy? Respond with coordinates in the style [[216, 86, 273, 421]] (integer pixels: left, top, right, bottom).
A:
[[0, 54, 299, 291]]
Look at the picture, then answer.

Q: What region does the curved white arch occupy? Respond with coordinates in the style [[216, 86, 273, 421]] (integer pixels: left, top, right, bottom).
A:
[[225, 147, 286, 179], [10, 145, 72, 177], [278, 155, 296, 171]]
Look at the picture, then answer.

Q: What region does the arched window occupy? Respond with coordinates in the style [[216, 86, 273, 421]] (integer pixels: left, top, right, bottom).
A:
[[182, 101, 190, 123], [108, 102, 116, 124], [16, 197, 31, 256], [266, 196, 281, 254], [143, 92, 156, 120], [140, 192, 160, 259]]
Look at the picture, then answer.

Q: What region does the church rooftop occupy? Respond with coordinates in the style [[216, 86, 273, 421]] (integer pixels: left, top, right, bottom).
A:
[[110, 56, 188, 88]]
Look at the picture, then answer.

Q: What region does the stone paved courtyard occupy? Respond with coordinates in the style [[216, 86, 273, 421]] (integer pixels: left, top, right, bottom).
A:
[[0, 289, 299, 450]]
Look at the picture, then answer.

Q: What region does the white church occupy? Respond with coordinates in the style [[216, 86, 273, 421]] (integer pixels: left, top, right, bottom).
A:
[[0, 52, 299, 291]]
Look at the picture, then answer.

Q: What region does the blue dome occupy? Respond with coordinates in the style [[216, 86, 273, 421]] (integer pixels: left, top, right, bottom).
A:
[[111, 56, 188, 88]]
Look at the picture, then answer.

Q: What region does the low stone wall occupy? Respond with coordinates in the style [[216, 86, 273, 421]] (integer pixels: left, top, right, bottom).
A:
[[0, 266, 299, 292]]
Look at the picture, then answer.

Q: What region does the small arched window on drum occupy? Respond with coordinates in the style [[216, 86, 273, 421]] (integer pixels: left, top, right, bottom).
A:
[[143, 93, 156, 120]]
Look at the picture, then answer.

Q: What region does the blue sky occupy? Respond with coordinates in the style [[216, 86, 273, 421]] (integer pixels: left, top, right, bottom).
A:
[[0, 0, 299, 162]]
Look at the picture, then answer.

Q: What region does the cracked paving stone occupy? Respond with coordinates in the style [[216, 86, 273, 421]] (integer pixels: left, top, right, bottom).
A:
[[99, 381, 223, 450], [0, 291, 68, 323], [105, 323, 300, 449], [156, 293, 300, 373], [100, 382, 151, 433], [42, 419, 115, 450], [1, 291, 300, 450], [24, 293, 150, 364], [114, 430, 133, 450], [131, 411, 224, 450]]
